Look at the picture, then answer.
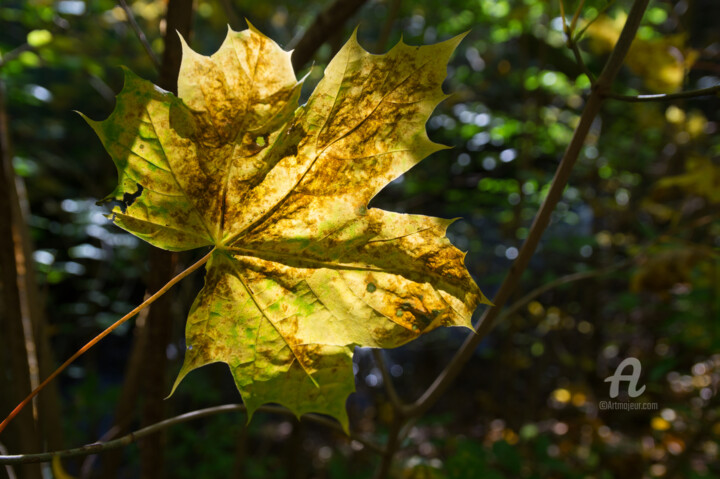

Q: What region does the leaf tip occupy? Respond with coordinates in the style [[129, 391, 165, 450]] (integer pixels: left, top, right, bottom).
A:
[[176, 30, 192, 52], [244, 18, 260, 34], [444, 30, 470, 52]]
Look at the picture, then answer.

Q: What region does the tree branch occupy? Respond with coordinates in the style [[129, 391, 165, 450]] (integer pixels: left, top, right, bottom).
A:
[[605, 84, 720, 102], [0, 249, 213, 437], [494, 259, 632, 325], [290, 0, 370, 71], [373, 415, 403, 479], [371, 350, 408, 415], [215, 0, 242, 30], [0, 44, 34, 69], [117, 0, 161, 72], [404, 0, 651, 419], [567, 37, 596, 84], [375, 0, 402, 53], [0, 404, 384, 464], [0, 442, 17, 479]]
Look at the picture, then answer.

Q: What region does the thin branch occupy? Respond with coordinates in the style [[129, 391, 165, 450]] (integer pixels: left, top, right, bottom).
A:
[[371, 350, 408, 415], [373, 416, 403, 479], [573, 0, 616, 43], [403, 0, 651, 419], [215, 0, 242, 30], [569, 0, 586, 33], [568, 37, 596, 84], [562, 0, 595, 84], [0, 442, 17, 479], [605, 84, 720, 102], [0, 404, 384, 464], [375, 0, 402, 53], [495, 259, 632, 324], [117, 0, 161, 72], [290, 0, 370, 71], [0, 249, 214, 437], [0, 44, 34, 69]]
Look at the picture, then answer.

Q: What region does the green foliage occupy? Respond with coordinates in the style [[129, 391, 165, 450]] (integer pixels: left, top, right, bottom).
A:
[[1, 0, 718, 477]]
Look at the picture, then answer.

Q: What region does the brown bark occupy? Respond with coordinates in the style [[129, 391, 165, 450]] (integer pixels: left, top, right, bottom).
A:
[[0, 82, 42, 479], [97, 306, 150, 477], [12, 160, 64, 455], [138, 1, 193, 478]]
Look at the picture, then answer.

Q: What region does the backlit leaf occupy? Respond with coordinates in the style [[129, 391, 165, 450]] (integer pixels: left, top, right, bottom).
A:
[[83, 25, 489, 430]]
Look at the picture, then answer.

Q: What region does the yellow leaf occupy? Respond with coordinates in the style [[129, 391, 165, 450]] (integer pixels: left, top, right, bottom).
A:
[[84, 26, 488, 429]]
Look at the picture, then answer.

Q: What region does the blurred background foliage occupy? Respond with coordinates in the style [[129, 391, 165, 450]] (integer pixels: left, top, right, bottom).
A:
[[0, 0, 718, 478]]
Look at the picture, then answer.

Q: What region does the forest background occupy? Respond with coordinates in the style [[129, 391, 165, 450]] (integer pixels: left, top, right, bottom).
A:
[[0, 0, 718, 478]]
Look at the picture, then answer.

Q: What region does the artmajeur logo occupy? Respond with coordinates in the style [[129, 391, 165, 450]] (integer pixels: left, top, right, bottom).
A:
[[599, 357, 658, 411]]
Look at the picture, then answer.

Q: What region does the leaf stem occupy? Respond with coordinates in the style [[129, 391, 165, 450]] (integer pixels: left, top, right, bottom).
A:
[[0, 404, 383, 464], [0, 248, 214, 437]]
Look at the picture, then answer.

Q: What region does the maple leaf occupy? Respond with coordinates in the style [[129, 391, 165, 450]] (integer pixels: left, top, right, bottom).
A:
[[83, 25, 489, 430]]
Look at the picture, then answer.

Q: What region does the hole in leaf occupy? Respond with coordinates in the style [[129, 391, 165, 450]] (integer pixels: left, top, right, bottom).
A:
[[98, 183, 144, 213], [123, 183, 144, 208], [366, 283, 376, 293]]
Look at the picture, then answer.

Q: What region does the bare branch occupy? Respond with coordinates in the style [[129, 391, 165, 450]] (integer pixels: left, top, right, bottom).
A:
[[216, 0, 242, 30], [605, 84, 720, 102], [0, 44, 34, 69], [0, 404, 384, 464], [375, 0, 402, 53], [569, 0, 586, 33], [573, 0, 616, 43], [373, 415, 403, 479], [567, 37, 596, 84], [371, 350, 408, 415], [495, 260, 632, 325], [290, 0, 370, 71], [0, 249, 213, 436], [117, 0, 161, 72], [0, 442, 17, 479], [404, 0, 651, 419]]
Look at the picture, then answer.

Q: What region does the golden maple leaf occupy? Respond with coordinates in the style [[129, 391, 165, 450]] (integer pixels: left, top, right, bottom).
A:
[[83, 25, 488, 429]]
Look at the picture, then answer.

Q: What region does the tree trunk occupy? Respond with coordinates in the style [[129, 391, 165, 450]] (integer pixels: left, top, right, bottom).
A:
[[0, 81, 42, 479], [138, 1, 194, 478]]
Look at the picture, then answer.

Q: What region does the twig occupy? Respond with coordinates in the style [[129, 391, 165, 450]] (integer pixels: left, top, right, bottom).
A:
[[290, 0, 370, 71], [0, 404, 384, 464], [373, 416, 402, 479], [371, 350, 408, 415], [495, 259, 632, 324], [605, 84, 720, 102], [403, 0, 651, 419], [0, 44, 34, 69], [569, 0, 586, 33], [0, 249, 214, 436], [558, 0, 567, 24], [0, 442, 17, 479], [375, 0, 402, 53], [562, 0, 595, 84], [573, 0, 616, 43], [568, 37, 596, 84], [117, 0, 161, 72], [215, 0, 242, 30]]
